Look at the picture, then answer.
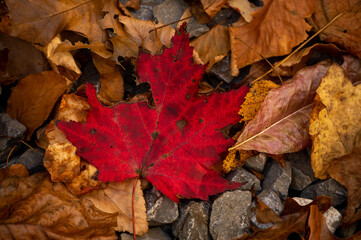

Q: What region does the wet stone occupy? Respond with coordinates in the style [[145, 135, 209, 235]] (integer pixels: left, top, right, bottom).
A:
[[145, 186, 179, 226], [210, 190, 252, 240], [287, 151, 317, 191], [172, 201, 210, 240], [293, 197, 342, 233], [8, 148, 45, 174], [207, 8, 241, 27], [120, 227, 171, 240], [257, 189, 284, 215], [262, 160, 292, 200], [244, 153, 267, 172], [0, 113, 26, 163], [300, 179, 347, 206], [153, 0, 187, 29], [209, 54, 233, 83], [226, 167, 261, 192]]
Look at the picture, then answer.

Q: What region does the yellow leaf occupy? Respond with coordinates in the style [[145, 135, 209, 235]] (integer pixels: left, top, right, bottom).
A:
[[309, 64, 361, 179], [223, 149, 253, 173]]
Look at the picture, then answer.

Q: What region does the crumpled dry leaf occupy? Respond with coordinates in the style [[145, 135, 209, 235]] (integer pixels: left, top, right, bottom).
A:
[[93, 54, 124, 106], [43, 94, 103, 195], [119, 16, 175, 55], [233, 61, 332, 154], [82, 178, 148, 235], [254, 196, 283, 225], [228, 0, 259, 22], [0, 172, 117, 240], [0, 32, 47, 85], [310, 64, 361, 179], [191, 25, 229, 71], [6, 71, 70, 139], [0, 0, 106, 46], [308, 0, 361, 59], [230, 0, 316, 76], [108, 32, 139, 61], [125, 0, 140, 10]]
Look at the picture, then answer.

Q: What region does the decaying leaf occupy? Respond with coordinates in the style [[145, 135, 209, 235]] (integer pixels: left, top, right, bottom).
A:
[[0, 0, 106, 46], [233, 61, 331, 154], [308, 0, 361, 59], [6, 71, 70, 139], [310, 64, 361, 178], [92, 54, 124, 106], [0, 32, 47, 85], [0, 172, 117, 239], [328, 146, 361, 226], [57, 93, 91, 123], [191, 25, 230, 71], [239, 80, 280, 124], [200, 0, 228, 19], [230, 0, 316, 76], [83, 179, 148, 235]]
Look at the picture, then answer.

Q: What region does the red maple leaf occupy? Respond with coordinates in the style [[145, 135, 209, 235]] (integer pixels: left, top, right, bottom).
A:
[[58, 29, 249, 202]]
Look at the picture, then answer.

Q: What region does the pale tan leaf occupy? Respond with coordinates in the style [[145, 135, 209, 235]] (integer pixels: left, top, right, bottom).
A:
[[228, 0, 259, 22], [82, 178, 148, 235]]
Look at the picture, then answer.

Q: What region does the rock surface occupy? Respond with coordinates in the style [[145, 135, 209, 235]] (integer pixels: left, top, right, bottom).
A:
[[257, 189, 284, 214], [153, 0, 187, 28], [210, 190, 252, 240], [227, 167, 261, 191], [209, 54, 233, 83], [145, 186, 179, 226], [300, 179, 347, 206], [293, 197, 342, 233], [8, 148, 45, 174], [0, 113, 26, 163], [244, 153, 267, 172], [172, 201, 211, 240], [262, 160, 292, 200], [287, 151, 317, 191], [120, 227, 171, 240]]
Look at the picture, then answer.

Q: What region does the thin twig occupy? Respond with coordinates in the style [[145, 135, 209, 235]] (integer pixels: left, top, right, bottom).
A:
[[250, 2, 360, 85], [6, 146, 17, 168], [149, 15, 193, 33], [0, 135, 33, 150], [132, 176, 140, 240]]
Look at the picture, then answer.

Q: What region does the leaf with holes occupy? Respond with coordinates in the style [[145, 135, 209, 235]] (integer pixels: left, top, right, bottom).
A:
[[58, 28, 249, 202]]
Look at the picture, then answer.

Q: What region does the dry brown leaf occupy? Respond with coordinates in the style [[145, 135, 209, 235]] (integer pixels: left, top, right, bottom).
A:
[[233, 61, 332, 154], [308, 0, 361, 59], [119, 16, 175, 55], [93, 54, 124, 106], [0, 32, 47, 85], [6, 71, 70, 139], [98, 0, 125, 35], [191, 25, 230, 71], [271, 43, 343, 77], [254, 196, 283, 225], [108, 33, 139, 61], [4, 164, 29, 178], [341, 54, 361, 83], [82, 178, 148, 235], [228, 0, 259, 23], [0, 0, 106, 46], [230, 0, 316, 76], [0, 172, 117, 239], [200, 0, 228, 19], [125, 0, 140, 10], [56, 40, 113, 59], [309, 64, 361, 179], [243, 196, 331, 239]]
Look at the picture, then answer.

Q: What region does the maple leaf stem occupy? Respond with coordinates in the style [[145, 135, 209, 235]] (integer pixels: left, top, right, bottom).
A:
[[132, 176, 139, 240]]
